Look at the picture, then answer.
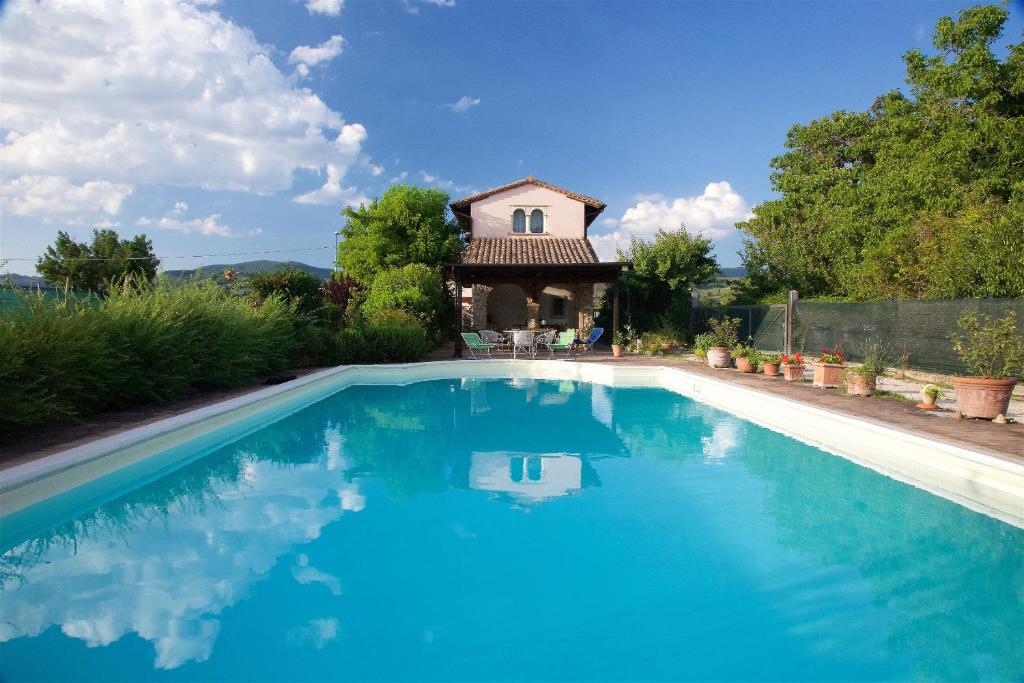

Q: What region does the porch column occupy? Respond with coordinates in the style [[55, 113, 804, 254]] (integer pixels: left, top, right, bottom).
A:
[[471, 285, 491, 329], [453, 278, 463, 358], [575, 284, 594, 332], [525, 285, 542, 329]]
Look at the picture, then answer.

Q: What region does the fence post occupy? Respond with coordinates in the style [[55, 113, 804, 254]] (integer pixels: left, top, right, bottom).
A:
[[785, 289, 799, 355]]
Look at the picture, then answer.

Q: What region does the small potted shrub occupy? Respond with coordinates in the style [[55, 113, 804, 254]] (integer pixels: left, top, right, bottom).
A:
[[659, 330, 676, 353], [949, 311, 1023, 421], [813, 346, 846, 388], [611, 331, 626, 358], [844, 345, 887, 397], [705, 317, 740, 369], [732, 345, 759, 373], [917, 384, 942, 410], [780, 353, 805, 381], [693, 333, 714, 360], [761, 353, 781, 377]]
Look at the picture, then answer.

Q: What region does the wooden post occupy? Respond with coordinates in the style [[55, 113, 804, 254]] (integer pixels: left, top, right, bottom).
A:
[[785, 289, 798, 355], [453, 279, 463, 358], [612, 280, 620, 340]]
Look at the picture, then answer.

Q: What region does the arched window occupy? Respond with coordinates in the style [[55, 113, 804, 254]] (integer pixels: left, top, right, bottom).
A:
[[530, 209, 544, 233], [512, 209, 526, 233]]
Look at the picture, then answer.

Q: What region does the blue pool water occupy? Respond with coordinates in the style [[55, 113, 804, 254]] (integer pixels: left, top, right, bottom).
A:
[[0, 379, 1021, 682]]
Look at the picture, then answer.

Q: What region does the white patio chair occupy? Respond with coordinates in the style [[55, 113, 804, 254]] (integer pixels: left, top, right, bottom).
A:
[[535, 330, 555, 357], [511, 330, 535, 359], [479, 330, 506, 353]]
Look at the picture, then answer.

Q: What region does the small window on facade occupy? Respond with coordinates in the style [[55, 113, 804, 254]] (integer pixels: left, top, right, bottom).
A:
[[530, 209, 544, 233], [512, 209, 526, 233], [552, 297, 566, 317]]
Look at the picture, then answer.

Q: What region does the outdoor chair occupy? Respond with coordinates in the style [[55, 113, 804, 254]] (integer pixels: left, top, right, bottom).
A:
[[546, 331, 576, 358], [461, 332, 496, 359], [479, 330, 506, 352], [511, 330, 535, 359], [581, 327, 605, 353]]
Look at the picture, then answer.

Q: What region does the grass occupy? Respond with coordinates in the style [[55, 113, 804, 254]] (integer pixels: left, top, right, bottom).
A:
[[874, 389, 912, 402]]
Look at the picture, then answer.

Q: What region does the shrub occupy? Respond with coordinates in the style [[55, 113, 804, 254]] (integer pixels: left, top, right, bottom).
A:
[[950, 311, 1024, 379], [707, 317, 740, 347], [248, 267, 327, 319], [364, 307, 424, 329], [362, 264, 449, 339], [761, 352, 781, 365], [0, 280, 298, 435], [327, 325, 433, 364], [731, 345, 761, 363]]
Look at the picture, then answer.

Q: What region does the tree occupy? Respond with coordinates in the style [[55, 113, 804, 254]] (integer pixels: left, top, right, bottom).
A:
[[361, 264, 451, 339], [247, 267, 327, 319], [610, 229, 719, 340], [737, 4, 1024, 302], [336, 185, 464, 283], [37, 229, 160, 292]]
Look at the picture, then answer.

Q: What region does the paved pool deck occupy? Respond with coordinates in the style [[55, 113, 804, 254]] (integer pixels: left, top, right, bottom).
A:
[[2, 352, 1020, 471]]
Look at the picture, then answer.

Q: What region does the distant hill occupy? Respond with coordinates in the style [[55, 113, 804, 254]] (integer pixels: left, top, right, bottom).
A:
[[163, 260, 333, 281], [719, 266, 746, 278], [2, 273, 48, 288]]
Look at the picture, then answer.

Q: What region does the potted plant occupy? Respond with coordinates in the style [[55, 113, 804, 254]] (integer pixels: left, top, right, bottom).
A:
[[611, 331, 626, 358], [917, 384, 942, 410], [705, 317, 740, 369], [813, 346, 846, 388], [732, 345, 759, 373], [949, 311, 1023, 421], [693, 333, 714, 360], [761, 353, 781, 377], [844, 345, 887, 397], [780, 353, 805, 381]]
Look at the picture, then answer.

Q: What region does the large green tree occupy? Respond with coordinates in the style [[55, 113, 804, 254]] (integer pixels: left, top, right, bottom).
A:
[[336, 185, 464, 283], [37, 229, 160, 292], [737, 4, 1024, 302], [611, 228, 719, 340]]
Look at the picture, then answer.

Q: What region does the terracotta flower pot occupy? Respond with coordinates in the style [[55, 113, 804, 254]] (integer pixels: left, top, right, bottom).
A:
[[611, 344, 623, 358], [782, 364, 804, 381], [762, 362, 780, 377], [736, 356, 756, 373], [952, 376, 1017, 420], [660, 342, 673, 352], [845, 371, 876, 397], [813, 363, 845, 388], [706, 346, 731, 369]]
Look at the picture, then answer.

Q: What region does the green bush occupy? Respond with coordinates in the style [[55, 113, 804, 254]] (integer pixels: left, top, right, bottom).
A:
[[364, 307, 425, 329], [326, 325, 433, 364], [0, 281, 297, 435], [362, 264, 450, 340]]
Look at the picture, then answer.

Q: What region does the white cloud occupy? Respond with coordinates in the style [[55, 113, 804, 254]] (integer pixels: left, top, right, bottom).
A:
[[136, 205, 261, 237], [0, 175, 133, 219], [289, 35, 345, 68], [418, 170, 474, 195], [294, 163, 368, 206], [305, 0, 343, 16], [0, 0, 366, 219], [589, 181, 753, 261], [447, 96, 480, 113]]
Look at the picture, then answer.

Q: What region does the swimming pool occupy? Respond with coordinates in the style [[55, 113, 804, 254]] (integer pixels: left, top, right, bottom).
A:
[[1, 373, 1021, 681]]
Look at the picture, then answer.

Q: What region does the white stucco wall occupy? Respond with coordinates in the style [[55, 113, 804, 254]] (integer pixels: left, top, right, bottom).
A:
[[470, 185, 586, 238]]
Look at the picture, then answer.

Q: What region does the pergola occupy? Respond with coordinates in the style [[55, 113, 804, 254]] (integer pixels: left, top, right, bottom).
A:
[[446, 261, 631, 358]]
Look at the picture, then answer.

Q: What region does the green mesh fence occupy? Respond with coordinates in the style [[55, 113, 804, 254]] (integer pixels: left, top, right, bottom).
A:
[[697, 298, 1024, 374], [694, 304, 786, 350], [794, 299, 1024, 375]]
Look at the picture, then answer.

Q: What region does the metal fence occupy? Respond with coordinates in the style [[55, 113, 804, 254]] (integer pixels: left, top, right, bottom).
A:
[[695, 297, 1024, 375]]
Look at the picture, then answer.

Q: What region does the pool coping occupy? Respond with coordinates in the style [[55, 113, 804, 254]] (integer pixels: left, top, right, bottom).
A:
[[2, 360, 1022, 527]]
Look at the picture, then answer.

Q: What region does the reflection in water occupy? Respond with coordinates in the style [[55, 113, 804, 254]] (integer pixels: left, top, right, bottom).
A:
[[0, 379, 1020, 681]]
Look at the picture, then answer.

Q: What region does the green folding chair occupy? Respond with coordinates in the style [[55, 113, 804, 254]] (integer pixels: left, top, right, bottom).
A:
[[461, 332, 496, 359], [545, 331, 576, 358]]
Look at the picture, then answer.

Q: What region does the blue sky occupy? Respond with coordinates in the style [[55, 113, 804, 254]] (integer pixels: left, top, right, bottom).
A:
[[2, 0, 1020, 275]]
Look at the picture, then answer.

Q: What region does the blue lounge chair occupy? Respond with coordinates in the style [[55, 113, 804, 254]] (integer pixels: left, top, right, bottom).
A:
[[581, 327, 604, 353]]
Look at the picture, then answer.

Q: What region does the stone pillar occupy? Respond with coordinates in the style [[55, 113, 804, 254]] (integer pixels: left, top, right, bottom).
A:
[[525, 285, 542, 329], [471, 285, 491, 329], [575, 284, 595, 332]]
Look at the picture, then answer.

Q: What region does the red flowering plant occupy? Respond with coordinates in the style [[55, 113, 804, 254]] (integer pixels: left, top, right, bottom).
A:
[[819, 347, 844, 364], [779, 352, 804, 366]]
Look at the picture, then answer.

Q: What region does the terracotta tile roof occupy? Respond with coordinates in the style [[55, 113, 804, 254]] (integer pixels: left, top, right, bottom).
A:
[[464, 237, 599, 265], [451, 177, 606, 210]]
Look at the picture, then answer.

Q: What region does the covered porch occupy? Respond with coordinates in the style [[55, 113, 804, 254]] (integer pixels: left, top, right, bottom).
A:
[[447, 262, 630, 358]]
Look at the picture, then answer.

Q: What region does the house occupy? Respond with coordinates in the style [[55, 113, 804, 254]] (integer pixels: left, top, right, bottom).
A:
[[447, 176, 629, 354]]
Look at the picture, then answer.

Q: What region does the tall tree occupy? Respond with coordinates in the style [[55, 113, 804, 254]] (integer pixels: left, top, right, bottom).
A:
[[37, 229, 160, 292], [336, 185, 464, 283], [613, 229, 719, 339], [737, 4, 1023, 302]]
